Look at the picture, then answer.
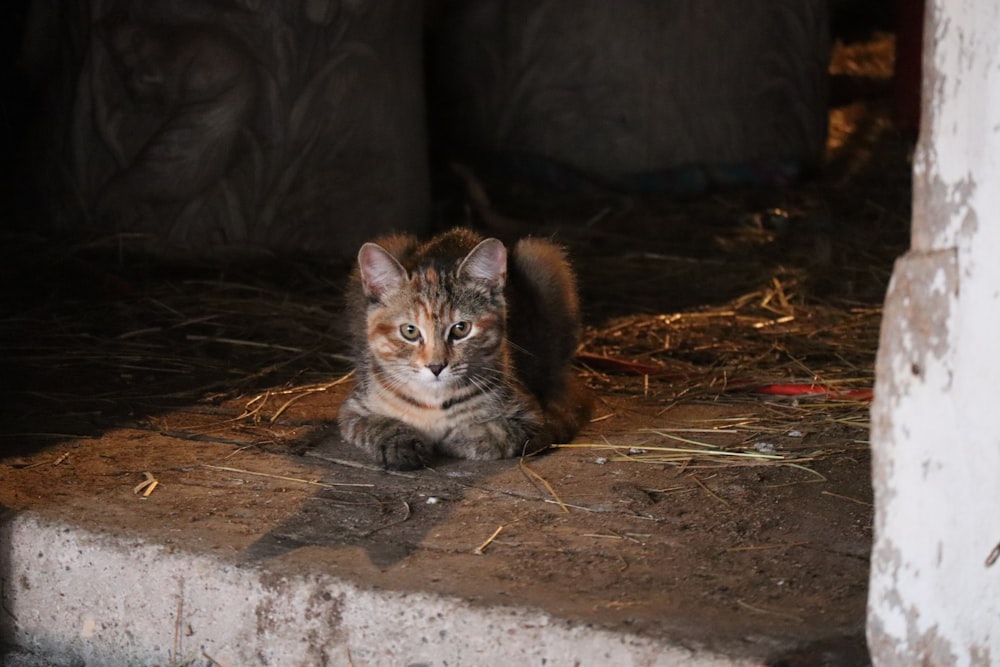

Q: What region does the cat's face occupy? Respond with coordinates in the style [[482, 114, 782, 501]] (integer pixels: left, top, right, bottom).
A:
[[358, 238, 508, 393]]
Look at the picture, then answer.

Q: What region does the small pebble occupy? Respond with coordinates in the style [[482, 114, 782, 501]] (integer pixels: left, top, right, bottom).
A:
[[595, 457, 608, 465], [425, 496, 441, 505], [754, 442, 777, 455], [788, 430, 804, 438], [628, 447, 647, 455]]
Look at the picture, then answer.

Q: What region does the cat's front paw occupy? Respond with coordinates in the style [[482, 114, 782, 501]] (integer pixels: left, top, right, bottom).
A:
[[379, 431, 431, 470], [339, 403, 432, 471]]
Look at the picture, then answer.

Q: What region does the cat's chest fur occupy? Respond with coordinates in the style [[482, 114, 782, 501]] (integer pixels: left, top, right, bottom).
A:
[[364, 372, 496, 441], [338, 227, 589, 469]]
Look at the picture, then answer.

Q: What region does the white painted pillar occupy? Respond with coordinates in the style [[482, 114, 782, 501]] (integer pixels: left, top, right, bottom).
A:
[[868, 1, 1000, 665]]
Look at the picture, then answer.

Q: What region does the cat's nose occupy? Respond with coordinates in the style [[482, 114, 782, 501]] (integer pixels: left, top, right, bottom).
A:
[[427, 362, 447, 377]]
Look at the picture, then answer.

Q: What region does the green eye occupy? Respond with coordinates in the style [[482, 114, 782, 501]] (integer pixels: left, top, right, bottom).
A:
[[399, 324, 421, 341], [449, 321, 472, 340]]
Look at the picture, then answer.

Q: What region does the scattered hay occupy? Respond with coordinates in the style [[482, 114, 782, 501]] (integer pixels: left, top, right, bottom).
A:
[[581, 277, 880, 398], [0, 248, 355, 433]]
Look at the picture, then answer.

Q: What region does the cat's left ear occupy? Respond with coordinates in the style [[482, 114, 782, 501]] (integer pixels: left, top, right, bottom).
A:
[[458, 238, 507, 290], [358, 242, 408, 301]]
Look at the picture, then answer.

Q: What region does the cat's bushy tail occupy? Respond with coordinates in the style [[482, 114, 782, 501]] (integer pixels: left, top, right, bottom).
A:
[[542, 373, 593, 445]]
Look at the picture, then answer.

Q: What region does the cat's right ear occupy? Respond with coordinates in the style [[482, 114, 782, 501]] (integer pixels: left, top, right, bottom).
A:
[[358, 243, 408, 301], [458, 237, 507, 290]]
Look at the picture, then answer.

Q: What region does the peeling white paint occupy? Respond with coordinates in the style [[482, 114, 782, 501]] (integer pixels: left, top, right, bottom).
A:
[[869, 1, 1000, 665], [929, 268, 948, 294], [918, 3, 1000, 250]]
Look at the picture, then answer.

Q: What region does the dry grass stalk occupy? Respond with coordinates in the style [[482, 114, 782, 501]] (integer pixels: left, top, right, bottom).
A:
[[555, 442, 813, 469], [820, 490, 873, 506], [736, 599, 803, 621], [133, 471, 159, 497], [726, 541, 809, 552], [519, 458, 570, 513], [688, 474, 729, 506], [203, 464, 374, 489], [473, 525, 504, 555], [363, 500, 412, 536]]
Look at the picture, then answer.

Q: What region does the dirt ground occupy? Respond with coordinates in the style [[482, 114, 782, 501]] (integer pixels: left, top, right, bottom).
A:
[[0, 33, 907, 667]]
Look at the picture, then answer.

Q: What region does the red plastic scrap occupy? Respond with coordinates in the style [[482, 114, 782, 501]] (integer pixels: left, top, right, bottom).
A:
[[753, 383, 873, 400]]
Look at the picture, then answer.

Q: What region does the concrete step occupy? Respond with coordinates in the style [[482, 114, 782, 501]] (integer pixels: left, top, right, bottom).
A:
[[1, 512, 748, 666]]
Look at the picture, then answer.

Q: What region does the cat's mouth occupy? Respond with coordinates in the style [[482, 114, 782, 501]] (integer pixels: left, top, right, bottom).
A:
[[420, 371, 452, 384]]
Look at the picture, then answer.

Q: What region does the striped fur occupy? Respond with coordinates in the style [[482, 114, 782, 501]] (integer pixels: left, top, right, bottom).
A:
[[338, 228, 590, 469]]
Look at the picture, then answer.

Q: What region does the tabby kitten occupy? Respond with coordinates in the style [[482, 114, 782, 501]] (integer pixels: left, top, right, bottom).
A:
[[338, 228, 590, 470]]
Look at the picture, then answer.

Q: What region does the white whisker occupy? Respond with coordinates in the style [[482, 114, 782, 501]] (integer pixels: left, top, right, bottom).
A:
[[505, 337, 536, 357]]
